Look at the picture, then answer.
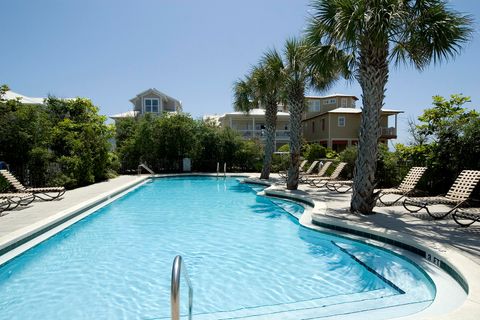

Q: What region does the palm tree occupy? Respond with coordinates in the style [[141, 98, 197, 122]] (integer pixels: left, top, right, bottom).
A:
[[233, 50, 285, 180], [282, 37, 342, 190], [307, 0, 473, 213], [255, 50, 285, 179]]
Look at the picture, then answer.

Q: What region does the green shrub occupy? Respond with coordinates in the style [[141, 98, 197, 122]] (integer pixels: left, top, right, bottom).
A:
[[271, 144, 289, 172], [303, 143, 327, 162], [0, 175, 10, 192], [234, 139, 263, 172], [338, 146, 357, 179], [115, 115, 265, 173], [326, 148, 338, 159]]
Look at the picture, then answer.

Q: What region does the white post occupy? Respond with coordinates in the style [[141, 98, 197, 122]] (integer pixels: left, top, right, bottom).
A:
[[252, 117, 255, 137], [224, 162, 227, 178], [395, 114, 398, 135]]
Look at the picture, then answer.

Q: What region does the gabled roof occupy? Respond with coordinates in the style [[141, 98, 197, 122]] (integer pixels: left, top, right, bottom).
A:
[[304, 107, 403, 121], [3, 90, 45, 105], [305, 93, 359, 101], [129, 88, 182, 105], [110, 110, 139, 120], [327, 108, 362, 114]]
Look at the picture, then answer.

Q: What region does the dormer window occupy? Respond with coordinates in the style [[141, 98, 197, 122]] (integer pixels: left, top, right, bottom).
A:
[[144, 98, 159, 113]]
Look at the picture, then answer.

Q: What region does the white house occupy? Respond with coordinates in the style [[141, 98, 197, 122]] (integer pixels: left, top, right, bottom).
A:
[[110, 88, 182, 121], [2, 90, 45, 105], [204, 108, 291, 150]]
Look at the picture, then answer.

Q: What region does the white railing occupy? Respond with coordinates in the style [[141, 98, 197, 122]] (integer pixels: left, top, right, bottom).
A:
[[236, 129, 290, 139], [275, 130, 290, 139]]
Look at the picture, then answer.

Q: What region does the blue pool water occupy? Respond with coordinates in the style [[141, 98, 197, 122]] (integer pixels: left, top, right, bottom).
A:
[[0, 177, 435, 319]]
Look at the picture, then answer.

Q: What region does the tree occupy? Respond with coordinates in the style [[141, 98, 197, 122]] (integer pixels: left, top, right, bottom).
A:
[[412, 94, 478, 192], [0, 87, 115, 188], [283, 38, 342, 190], [0, 85, 53, 183], [114, 114, 263, 173], [47, 97, 114, 187], [307, 0, 473, 213], [233, 51, 285, 180]]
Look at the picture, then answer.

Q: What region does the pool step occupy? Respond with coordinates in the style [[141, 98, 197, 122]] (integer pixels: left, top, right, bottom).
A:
[[188, 288, 431, 320], [269, 199, 304, 219]]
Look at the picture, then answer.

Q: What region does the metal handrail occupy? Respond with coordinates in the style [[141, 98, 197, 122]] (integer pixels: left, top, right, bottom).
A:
[[137, 163, 155, 175], [171, 255, 193, 320]]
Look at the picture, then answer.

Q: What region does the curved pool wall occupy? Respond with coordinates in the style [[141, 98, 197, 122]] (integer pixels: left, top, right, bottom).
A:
[[0, 176, 443, 319]]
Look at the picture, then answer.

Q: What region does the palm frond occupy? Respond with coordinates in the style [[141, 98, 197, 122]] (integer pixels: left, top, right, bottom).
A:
[[232, 78, 254, 113], [391, 1, 474, 69]]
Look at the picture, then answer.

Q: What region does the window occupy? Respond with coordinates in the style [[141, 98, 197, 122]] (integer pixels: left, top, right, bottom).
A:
[[323, 98, 336, 105], [338, 116, 346, 127], [144, 99, 159, 113], [312, 121, 315, 133], [308, 100, 321, 112], [341, 98, 348, 107], [322, 118, 325, 131]]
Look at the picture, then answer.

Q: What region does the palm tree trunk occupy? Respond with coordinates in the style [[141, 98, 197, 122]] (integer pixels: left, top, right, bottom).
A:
[[260, 99, 278, 179], [287, 88, 305, 190], [350, 40, 389, 214]]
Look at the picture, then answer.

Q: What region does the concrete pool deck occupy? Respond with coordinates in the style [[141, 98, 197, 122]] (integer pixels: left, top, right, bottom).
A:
[[0, 173, 479, 319]]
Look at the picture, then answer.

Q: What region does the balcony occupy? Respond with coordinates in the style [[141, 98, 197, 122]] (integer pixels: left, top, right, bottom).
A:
[[236, 129, 290, 140], [275, 130, 290, 139], [380, 127, 397, 138]]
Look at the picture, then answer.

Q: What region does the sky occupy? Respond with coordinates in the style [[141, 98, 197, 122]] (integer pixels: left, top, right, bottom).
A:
[[2, 0, 479, 144]]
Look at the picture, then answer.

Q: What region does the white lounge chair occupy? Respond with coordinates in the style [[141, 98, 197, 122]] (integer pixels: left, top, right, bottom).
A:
[[403, 170, 480, 220], [310, 162, 347, 188], [0, 170, 65, 201]]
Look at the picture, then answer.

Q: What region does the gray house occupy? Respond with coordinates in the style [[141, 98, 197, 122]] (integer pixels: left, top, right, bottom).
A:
[[110, 88, 182, 121]]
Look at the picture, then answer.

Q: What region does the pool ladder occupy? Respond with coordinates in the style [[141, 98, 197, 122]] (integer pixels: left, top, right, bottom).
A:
[[216, 162, 227, 179], [171, 255, 193, 320]]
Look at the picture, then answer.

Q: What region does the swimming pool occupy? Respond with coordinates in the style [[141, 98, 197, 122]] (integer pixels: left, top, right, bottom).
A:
[[0, 177, 435, 319]]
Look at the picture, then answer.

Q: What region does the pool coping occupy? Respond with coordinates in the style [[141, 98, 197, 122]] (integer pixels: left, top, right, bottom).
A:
[[244, 177, 480, 320]]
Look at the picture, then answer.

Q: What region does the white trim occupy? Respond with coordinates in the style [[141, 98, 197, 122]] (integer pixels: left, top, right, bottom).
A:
[[144, 98, 160, 114], [328, 115, 331, 148]]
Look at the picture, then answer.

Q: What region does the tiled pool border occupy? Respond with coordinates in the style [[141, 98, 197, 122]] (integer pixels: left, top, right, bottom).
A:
[[311, 219, 468, 293], [244, 179, 469, 295], [243, 178, 480, 317]]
